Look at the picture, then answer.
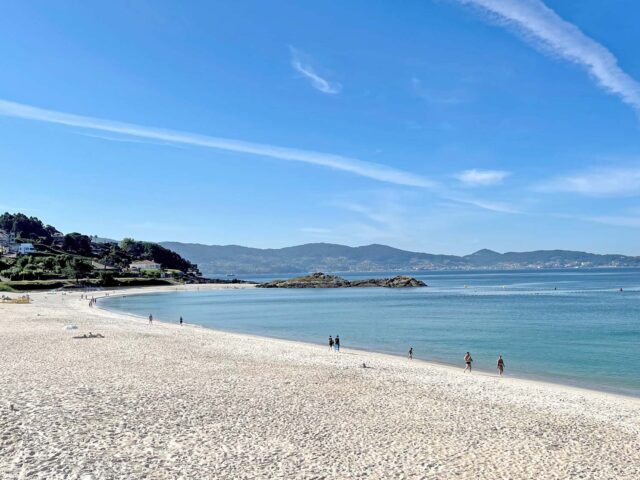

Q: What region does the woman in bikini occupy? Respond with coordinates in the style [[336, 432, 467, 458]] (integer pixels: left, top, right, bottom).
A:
[[497, 355, 505, 376], [464, 352, 473, 373]]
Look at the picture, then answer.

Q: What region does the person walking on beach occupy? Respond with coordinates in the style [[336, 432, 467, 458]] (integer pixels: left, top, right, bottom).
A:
[[464, 352, 473, 373], [334, 335, 340, 352], [408, 347, 413, 360], [148, 314, 153, 325], [179, 316, 183, 326], [329, 335, 334, 351], [497, 355, 505, 376]]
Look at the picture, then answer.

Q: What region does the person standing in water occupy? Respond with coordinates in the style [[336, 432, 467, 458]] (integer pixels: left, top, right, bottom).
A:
[[497, 355, 505, 376], [334, 335, 340, 352], [148, 314, 153, 325], [328, 336, 334, 351], [464, 352, 473, 373], [179, 316, 183, 326], [408, 347, 413, 360]]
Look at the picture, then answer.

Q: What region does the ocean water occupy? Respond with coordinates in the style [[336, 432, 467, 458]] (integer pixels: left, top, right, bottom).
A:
[[101, 269, 640, 396]]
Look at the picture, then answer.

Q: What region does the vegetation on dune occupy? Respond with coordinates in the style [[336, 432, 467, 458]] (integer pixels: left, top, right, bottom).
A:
[[0, 254, 93, 281], [0, 212, 200, 288], [118, 238, 195, 272]]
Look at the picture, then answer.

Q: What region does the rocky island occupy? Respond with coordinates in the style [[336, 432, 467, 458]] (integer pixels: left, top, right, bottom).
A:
[[258, 272, 426, 288]]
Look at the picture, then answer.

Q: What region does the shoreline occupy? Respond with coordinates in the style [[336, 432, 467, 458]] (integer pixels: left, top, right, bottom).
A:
[[3, 284, 640, 478], [97, 285, 640, 401]]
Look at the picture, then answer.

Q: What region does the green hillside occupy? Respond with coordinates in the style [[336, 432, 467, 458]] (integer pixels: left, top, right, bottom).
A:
[[0, 212, 200, 289]]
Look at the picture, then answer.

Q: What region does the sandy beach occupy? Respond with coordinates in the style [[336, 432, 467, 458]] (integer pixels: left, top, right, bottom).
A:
[[1, 285, 639, 479]]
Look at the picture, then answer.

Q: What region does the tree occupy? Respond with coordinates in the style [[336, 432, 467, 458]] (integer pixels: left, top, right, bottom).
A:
[[119, 238, 197, 273], [17, 256, 31, 269], [100, 244, 130, 269], [42, 256, 56, 271], [63, 233, 92, 256], [99, 271, 118, 287], [119, 238, 136, 251], [0, 212, 54, 243], [64, 259, 93, 283]]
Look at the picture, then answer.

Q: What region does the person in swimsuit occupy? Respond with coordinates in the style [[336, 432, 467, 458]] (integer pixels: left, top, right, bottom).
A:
[[408, 347, 413, 360], [497, 355, 505, 376], [329, 336, 334, 351], [179, 316, 183, 326], [464, 352, 473, 373], [148, 314, 153, 325], [335, 335, 340, 352]]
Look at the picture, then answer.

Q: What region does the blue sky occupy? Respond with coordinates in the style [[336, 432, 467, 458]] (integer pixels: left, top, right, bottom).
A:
[[1, 0, 640, 255]]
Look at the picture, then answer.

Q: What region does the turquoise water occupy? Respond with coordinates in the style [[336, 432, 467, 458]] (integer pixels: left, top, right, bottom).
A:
[[101, 269, 640, 396]]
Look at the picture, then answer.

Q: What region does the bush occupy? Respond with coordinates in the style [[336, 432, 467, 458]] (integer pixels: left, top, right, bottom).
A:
[[99, 272, 118, 287], [63, 233, 92, 256], [7, 280, 66, 291], [111, 278, 172, 287], [141, 269, 161, 279]]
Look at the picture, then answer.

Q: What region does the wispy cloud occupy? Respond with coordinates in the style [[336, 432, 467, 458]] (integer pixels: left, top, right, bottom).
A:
[[290, 47, 342, 94], [551, 210, 640, 229], [455, 168, 510, 186], [332, 201, 402, 225], [0, 98, 519, 216], [74, 131, 182, 147], [536, 166, 640, 196], [585, 215, 640, 228], [329, 194, 411, 243], [0, 98, 432, 188], [458, 0, 640, 114], [446, 195, 521, 213]]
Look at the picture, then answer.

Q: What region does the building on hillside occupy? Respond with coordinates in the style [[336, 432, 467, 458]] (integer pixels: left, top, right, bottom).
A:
[[0, 232, 7, 255], [0, 231, 20, 255], [91, 261, 119, 271], [0, 231, 16, 247], [12, 243, 35, 254], [51, 232, 65, 246], [129, 260, 162, 271], [90, 236, 118, 255]]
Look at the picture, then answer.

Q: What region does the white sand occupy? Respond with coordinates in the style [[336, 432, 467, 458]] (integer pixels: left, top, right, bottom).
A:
[[1, 285, 639, 479]]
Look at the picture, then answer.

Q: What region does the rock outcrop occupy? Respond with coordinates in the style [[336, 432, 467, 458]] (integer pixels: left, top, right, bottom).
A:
[[258, 272, 426, 288], [351, 275, 426, 288]]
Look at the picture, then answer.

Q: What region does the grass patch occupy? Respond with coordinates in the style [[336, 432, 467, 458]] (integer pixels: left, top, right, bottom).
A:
[[6, 280, 67, 291], [111, 278, 173, 287]]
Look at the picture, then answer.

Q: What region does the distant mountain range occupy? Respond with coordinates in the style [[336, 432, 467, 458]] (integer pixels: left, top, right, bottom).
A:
[[159, 242, 640, 276]]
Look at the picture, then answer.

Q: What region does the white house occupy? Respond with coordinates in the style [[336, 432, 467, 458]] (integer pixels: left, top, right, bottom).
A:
[[13, 243, 35, 254], [129, 260, 162, 271]]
